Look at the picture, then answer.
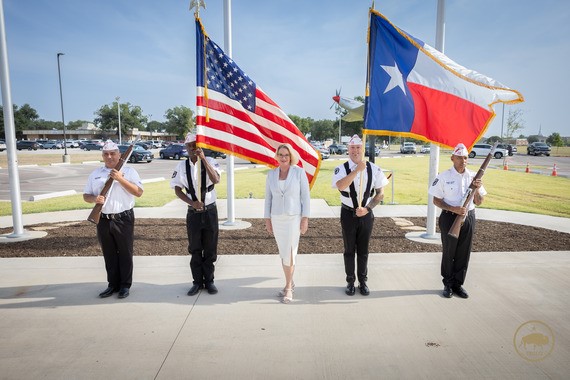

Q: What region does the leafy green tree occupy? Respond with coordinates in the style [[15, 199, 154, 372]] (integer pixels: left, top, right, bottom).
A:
[[546, 132, 564, 148], [288, 115, 313, 135], [164, 106, 194, 139], [486, 135, 502, 144], [147, 120, 165, 133], [309, 119, 336, 141], [94, 101, 147, 137], [527, 135, 539, 144], [0, 103, 40, 137], [67, 120, 88, 130], [506, 108, 525, 138]]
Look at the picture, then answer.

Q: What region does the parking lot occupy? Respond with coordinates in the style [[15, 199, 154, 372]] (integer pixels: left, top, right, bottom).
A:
[[0, 147, 568, 202]]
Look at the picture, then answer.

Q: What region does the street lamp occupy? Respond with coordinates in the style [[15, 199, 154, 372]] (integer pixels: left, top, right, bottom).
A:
[[116, 96, 122, 144], [57, 52, 69, 162]]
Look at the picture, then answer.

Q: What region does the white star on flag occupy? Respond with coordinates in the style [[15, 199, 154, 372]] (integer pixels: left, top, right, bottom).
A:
[[381, 62, 406, 95]]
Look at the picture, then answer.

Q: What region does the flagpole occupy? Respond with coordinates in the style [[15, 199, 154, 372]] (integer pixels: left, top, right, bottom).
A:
[[0, 0, 25, 238], [223, 0, 237, 225], [423, 0, 445, 240]]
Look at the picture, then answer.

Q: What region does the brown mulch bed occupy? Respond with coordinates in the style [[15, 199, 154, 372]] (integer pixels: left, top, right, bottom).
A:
[[1, 218, 569, 258]]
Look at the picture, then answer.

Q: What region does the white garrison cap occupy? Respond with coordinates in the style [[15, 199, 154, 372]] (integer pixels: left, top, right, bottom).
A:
[[102, 140, 118, 151], [348, 134, 363, 146], [453, 143, 469, 157], [184, 133, 196, 144]]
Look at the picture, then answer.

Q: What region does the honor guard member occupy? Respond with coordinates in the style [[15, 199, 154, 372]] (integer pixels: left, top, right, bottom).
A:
[[428, 143, 486, 299], [171, 133, 221, 296], [83, 140, 144, 299], [332, 135, 389, 296]]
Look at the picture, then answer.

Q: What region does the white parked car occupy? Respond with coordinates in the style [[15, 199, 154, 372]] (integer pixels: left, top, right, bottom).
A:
[[0, 140, 6, 152], [420, 145, 430, 154], [468, 144, 508, 159]]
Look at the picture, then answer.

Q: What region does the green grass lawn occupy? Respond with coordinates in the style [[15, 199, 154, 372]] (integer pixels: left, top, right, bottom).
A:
[[1, 155, 569, 217]]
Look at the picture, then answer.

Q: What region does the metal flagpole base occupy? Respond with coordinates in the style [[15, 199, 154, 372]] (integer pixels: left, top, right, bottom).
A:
[[405, 231, 442, 245], [219, 219, 251, 230], [0, 230, 47, 243]]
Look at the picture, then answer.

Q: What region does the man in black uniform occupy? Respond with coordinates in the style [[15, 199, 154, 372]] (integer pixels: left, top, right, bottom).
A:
[[428, 143, 486, 299], [170, 133, 221, 296], [332, 135, 389, 296]]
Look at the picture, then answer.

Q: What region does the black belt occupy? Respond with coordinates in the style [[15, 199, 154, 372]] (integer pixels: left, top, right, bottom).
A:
[[442, 209, 475, 215], [188, 203, 216, 213], [101, 209, 133, 220], [341, 204, 356, 211]]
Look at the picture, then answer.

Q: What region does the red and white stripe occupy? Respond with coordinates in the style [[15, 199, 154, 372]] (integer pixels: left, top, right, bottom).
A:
[[195, 86, 321, 187]]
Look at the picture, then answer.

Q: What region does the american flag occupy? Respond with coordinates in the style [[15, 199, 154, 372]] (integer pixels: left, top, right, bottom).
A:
[[195, 19, 320, 188]]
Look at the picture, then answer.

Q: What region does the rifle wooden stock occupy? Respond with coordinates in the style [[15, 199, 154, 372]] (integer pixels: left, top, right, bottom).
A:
[[87, 144, 134, 224], [448, 142, 497, 239]]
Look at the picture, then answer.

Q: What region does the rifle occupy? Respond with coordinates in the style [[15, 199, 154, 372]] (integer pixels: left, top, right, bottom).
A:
[[87, 144, 134, 224], [448, 142, 497, 239]]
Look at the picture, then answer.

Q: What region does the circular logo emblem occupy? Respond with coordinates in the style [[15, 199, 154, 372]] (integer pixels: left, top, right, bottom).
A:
[[514, 320, 554, 361]]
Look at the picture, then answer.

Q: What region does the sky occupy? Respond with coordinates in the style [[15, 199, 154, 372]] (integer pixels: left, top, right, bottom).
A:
[[3, 0, 570, 138]]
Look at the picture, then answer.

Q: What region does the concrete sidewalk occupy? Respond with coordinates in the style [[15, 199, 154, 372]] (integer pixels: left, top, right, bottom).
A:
[[1, 253, 569, 379]]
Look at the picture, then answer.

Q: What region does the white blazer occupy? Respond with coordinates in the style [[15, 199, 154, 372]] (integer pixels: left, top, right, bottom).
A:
[[264, 165, 310, 218]]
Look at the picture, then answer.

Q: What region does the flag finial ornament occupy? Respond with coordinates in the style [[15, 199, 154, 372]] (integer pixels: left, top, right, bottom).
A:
[[190, 0, 206, 18]]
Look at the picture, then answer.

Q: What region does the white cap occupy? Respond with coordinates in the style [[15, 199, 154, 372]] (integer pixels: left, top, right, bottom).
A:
[[348, 135, 363, 146], [184, 133, 196, 144], [453, 143, 469, 157], [102, 140, 118, 151]]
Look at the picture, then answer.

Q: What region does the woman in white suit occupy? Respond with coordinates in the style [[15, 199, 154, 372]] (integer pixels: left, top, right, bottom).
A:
[[264, 144, 310, 303]]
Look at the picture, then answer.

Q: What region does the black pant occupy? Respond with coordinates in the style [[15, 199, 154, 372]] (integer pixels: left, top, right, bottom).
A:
[[96, 210, 134, 289], [340, 207, 374, 284], [186, 206, 219, 285], [438, 210, 476, 287]]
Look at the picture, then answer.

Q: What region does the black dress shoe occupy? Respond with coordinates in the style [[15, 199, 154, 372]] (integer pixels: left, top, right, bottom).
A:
[[345, 283, 356, 296], [205, 282, 218, 295], [359, 283, 370, 296], [453, 286, 469, 299], [99, 287, 117, 298], [187, 283, 202, 296], [442, 285, 453, 298], [118, 288, 130, 299]]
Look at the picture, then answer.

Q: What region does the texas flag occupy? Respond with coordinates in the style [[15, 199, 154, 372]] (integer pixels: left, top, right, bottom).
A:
[[363, 10, 524, 150]]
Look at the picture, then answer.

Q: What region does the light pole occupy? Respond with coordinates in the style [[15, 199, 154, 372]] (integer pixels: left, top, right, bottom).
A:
[[116, 96, 122, 144], [57, 52, 69, 162]]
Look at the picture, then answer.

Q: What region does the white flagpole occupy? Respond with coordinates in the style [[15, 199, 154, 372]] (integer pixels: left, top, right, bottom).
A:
[[423, 0, 445, 240], [223, 0, 236, 225], [0, 0, 26, 237]]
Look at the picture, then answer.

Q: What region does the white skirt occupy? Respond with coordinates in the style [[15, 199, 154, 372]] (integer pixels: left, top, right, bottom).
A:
[[271, 214, 301, 266]]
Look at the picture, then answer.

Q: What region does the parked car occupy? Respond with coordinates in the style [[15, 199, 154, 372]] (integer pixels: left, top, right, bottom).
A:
[[41, 140, 63, 149], [365, 145, 380, 156], [420, 145, 431, 154], [318, 147, 330, 159], [16, 140, 40, 150], [0, 140, 6, 152], [118, 144, 154, 163], [497, 143, 516, 156], [203, 148, 226, 159], [159, 144, 188, 160], [328, 144, 347, 155], [468, 143, 508, 159], [82, 142, 103, 151], [135, 141, 152, 150], [527, 142, 551, 156], [400, 142, 417, 154], [65, 140, 79, 148]]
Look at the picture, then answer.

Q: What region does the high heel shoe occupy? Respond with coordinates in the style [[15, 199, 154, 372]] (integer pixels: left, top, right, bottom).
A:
[[281, 288, 293, 304], [278, 282, 295, 297]]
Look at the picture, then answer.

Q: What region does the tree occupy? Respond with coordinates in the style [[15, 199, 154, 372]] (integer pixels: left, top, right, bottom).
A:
[[67, 120, 89, 130], [94, 101, 147, 137], [309, 119, 336, 141], [288, 115, 313, 135], [486, 135, 502, 144], [164, 106, 194, 139], [147, 120, 165, 133], [0, 103, 40, 137], [506, 108, 525, 138], [527, 135, 539, 144], [546, 132, 564, 148]]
